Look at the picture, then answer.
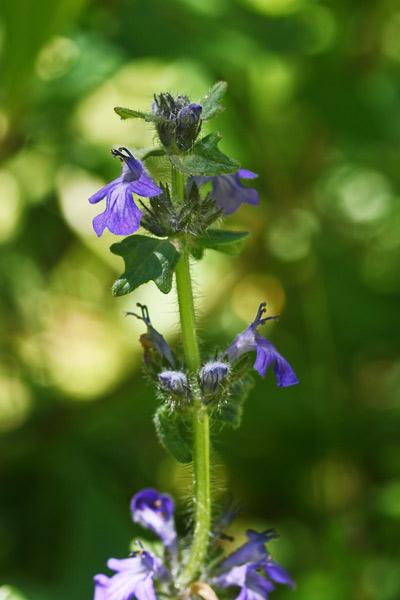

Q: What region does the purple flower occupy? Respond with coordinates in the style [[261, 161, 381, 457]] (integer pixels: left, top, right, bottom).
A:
[[214, 562, 275, 600], [264, 556, 295, 589], [126, 304, 175, 368], [222, 302, 298, 387], [219, 529, 278, 572], [213, 529, 295, 600], [93, 551, 171, 600], [89, 147, 162, 237], [192, 169, 259, 216], [131, 489, 178, 555]]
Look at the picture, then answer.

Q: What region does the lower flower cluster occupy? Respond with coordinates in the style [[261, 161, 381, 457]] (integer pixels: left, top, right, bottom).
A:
[[94, 488, 294, 600]]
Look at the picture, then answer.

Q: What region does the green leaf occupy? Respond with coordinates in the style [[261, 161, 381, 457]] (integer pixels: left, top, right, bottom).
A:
[[214, 375, 253, 429], [199, 228, 250, 256], [110, 235, 181, 296], [216, 398, 243, 428], [200, 81, 228, 121], [154, 405, 192, 463], [114, 106, 168, 123], [190, 242, 205, 261], [168, 132, 240, 176]]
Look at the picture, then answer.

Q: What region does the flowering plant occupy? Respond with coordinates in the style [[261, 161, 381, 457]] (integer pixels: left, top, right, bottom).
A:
[[88, 83, 298, 599]]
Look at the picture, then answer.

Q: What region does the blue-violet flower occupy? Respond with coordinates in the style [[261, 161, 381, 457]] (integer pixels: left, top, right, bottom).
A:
[[192, 169, 259, 215], [222, 302, 298, 387], [219, 529, 278, 572], [89, 148, 162, 237], [214, 561, 275, 600], [213, 529, 294, 600], [131, 488, 178, 555], [94, 551, 171, 600]]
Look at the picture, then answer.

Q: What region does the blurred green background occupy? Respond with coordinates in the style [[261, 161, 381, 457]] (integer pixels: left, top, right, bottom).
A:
[[1, 0, 400, 599]]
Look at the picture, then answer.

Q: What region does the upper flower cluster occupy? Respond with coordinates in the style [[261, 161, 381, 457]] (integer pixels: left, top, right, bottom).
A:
[[93, 488, 294, 600], [152, 92, 203, 151], [88, 146, 259, 238]]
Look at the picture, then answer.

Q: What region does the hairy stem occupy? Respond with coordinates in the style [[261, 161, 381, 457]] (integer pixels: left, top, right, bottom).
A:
[[171, 164, 185, 207], [173, 169, 211, 585]]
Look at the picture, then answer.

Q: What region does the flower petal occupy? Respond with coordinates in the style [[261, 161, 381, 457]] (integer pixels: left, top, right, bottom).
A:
[[89, 178, 122, 205], [92, 186, 142, 237], [131, 488, 177, 553], [238, 168, 258, 179], [131, 171, 162, 197], [264, 562, 295, 588], [253, 335, 298, 387]]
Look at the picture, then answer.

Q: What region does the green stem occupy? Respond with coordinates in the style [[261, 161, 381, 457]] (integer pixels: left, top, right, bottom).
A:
[[172, 170, 211, 585], [171, 164, 185, 206]]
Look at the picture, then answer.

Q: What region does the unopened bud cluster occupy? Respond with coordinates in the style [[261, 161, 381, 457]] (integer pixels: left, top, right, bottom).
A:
[[156, 362, 231, 407], [152, 93, 202, 151]]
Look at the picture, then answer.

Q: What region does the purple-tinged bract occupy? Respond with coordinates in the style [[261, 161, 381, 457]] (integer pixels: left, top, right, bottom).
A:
[[200, 361, 229, 394], [222, 302, 299, 387], [131, 488, 178, 555], [93, 551, 171, 600], [89, 147, 162, 237], [158, 370, 188, 396], [192, 169, 259, 215]]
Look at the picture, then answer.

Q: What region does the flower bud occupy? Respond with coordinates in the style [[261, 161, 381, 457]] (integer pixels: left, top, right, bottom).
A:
[[176, 104, 202, 150], [152, 93, 202, 150], [158, 370, 188, 397], [200, 361, 229, 394], [152, 93, 177, 147]]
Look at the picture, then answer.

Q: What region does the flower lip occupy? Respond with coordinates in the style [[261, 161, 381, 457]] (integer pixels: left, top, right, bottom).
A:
[[94, 550, 171, 600]]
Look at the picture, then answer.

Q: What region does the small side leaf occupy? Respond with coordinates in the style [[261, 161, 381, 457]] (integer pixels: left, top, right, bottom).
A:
[[216, 399, 243, 429], [168, 132, 240, 176], [199, 228, 250, 256], [154, 406, 192, 463], [114, 107, 168, 123], [201, 81, 228, 121], [214, 375, 254, 429], [110, 235, 181, 295]]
